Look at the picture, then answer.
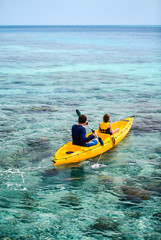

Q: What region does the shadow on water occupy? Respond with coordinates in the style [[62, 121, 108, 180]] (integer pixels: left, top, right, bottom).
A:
[[41, 164, 86, 190], [42, 168, 59, 177], [68, 166, 86, 187]]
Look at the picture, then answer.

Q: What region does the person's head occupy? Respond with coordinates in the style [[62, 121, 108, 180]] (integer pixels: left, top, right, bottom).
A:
[[103, 114, 110, 123], [78, 115, 87, 124]]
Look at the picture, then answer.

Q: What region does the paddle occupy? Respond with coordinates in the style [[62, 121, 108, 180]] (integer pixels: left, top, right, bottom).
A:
[[76, 109, 104, 146], [111, 135, 116, 145]]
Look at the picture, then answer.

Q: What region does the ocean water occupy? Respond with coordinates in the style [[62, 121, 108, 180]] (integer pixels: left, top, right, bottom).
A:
[[0, 25, 161, 239]]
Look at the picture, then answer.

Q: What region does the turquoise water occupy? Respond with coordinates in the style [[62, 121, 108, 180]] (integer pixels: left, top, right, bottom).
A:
[[0, 26, 161, 239]]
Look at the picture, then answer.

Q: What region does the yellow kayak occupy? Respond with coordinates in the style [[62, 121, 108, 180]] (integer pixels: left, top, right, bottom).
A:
[[53, 116, 134, 167]]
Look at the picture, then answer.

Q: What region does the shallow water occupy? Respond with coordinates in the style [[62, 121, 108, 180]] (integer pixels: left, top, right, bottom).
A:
[[0, 26, 161, 239]]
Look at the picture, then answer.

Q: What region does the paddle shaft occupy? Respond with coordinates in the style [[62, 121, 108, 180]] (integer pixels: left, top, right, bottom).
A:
[[76, 109, 95, 132], [87, 123, 95, 133]]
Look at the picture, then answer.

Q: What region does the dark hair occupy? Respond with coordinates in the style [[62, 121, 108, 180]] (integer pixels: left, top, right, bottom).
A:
[[103, 114, 110, 123], [78, 115, 87, 124]]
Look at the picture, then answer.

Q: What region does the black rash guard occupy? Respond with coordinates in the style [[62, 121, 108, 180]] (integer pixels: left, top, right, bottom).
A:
[[72, 124, 94, 146]]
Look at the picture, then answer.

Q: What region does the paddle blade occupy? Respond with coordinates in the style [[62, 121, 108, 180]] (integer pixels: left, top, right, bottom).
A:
[[98, 137, 104, 146], [76, 109, 81, 117]]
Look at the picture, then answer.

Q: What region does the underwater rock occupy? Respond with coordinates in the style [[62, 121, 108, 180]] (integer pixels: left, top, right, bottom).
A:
[[152, 212, 161, 221], [15, 234, 34, 240], [132, 117, 161, 134], [29, 106, 59, 112], [13, 81, 25, 84], [90, 217, 119, 231], [22, 192, 39, 210], [148, 153, 159, 160], [26, 137, 50, 147], [2, 107, 18, 112], [155, 146, 161, 155], [0, 129, 15, 137], [30, 151, 52, 163], [145, 182, 161, 196], [99, 176, 115, 190], [14, 212, 31, 223], [121, 185, 150, 202], [14, 138, 52, 162], [155, 161, 161, 169], [59, 193, 81, 207], [124, 209, 142, 219], [0, 117, 6, 121]]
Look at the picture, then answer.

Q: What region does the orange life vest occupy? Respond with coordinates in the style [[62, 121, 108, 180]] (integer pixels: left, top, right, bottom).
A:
[[99, 122, 111, 134]]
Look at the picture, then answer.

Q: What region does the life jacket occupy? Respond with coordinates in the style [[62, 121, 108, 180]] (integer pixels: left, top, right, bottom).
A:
[[99, 122, 112, 134]]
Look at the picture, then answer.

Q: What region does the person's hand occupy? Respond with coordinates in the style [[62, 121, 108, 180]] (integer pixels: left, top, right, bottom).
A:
[[93, 133, 98, 138], [85, 121, 88, 125]]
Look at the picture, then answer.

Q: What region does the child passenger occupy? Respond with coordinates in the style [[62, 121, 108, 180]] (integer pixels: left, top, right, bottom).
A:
[[99, 114, 119, 135]]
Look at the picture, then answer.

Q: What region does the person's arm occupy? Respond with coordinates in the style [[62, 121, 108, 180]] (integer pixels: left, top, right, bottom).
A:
[[109, 124, 119, 135], [80, 127, 95, 145], [109, 124, 114, 134]]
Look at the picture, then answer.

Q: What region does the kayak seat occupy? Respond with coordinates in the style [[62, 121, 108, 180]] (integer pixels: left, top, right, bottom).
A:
[[66, 151, 74, 154]]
